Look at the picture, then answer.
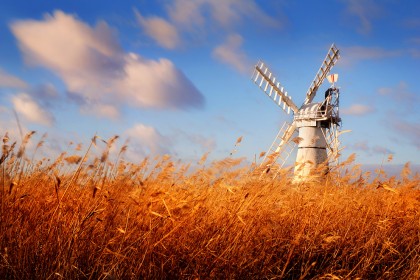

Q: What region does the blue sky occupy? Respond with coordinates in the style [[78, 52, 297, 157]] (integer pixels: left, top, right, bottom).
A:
[[1, 0, 419, 168]]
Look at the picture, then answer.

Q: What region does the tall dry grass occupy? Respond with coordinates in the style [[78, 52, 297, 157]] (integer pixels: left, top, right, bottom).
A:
[[0, 133, 419, 279]]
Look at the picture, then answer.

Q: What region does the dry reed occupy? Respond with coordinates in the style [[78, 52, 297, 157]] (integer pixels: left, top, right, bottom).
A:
[[0, 134, 419, 279]]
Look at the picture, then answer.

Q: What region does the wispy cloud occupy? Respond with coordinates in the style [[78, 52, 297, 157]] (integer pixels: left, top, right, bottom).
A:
[[11, 93, 54, 126], [11, 11, 204, 119], [349, 140, 394, 155], [187, 134, 216, 152], [377, 81, 418, 112], [172, 128, 217, 154], [371, 145, 393, 155], [135, 0, 281, 73], [351, 141, 369, 152], [28, 83, 59, 107], [407, 37, 420, 45], [390, 119, 420, 150], [213, 34, 251, 73], [342, 0, 382, 34], [80, 103, 120, 119], [166, 0, 205, 29], [206, 0, 280, 28], [340, 46, 400, 67], [135, 9, 180, 49], [402, 17, 420, 28], [0, 68, 28, 89], [166, 0, 281, 30], [408, 49, 420, 58], [377, 82, 420, 150], [341, 104, 374, 116], [407, 37, 420, 58]]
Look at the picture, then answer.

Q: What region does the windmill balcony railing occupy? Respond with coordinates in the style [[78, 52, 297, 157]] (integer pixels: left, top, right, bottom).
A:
[[294, 105, 336, 121]]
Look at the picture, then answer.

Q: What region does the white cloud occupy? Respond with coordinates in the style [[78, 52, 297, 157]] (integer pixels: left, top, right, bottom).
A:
[[117, 53, 204, 109], [124, 124, 170, 158], [11, 10, 204, 119], [11, 11, 123, 81], [11, 93, 54, 126], [213, 34, 251, 73], [0, 68, 28, 89], [135, 9, 180, 49], [341, 104, 374, 116]]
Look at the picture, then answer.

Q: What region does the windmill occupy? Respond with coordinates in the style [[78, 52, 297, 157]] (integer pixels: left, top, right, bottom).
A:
[[251, 44, 342, 181]]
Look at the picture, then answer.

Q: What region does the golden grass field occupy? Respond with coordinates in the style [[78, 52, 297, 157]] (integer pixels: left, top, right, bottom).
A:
[[1, 132, 419, 279]]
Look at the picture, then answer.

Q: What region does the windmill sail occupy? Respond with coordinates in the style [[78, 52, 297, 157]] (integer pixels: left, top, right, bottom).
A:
[[304, 44, 340, 105], [260, 121, 298, 174], [324, 124, 340, 163], [252, 61, 299, 114], [325, 128, 351, 166]]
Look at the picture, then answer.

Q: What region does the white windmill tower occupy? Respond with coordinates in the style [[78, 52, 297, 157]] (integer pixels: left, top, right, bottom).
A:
[[251, 44, 342, 181]]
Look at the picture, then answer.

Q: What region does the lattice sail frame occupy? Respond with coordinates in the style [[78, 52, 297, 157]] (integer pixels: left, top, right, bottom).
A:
[[304, 44, 340, 105], [252, 61, 299, 115]]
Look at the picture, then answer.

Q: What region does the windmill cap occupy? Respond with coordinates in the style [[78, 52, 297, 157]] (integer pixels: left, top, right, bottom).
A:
[[327, 74, 338, 84]]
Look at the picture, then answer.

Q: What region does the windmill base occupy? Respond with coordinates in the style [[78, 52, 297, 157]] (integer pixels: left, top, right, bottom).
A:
[[293, 126, 329, 183]]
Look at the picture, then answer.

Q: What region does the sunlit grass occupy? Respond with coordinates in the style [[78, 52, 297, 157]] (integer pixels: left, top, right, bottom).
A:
[[0, 132, 419, 279]]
